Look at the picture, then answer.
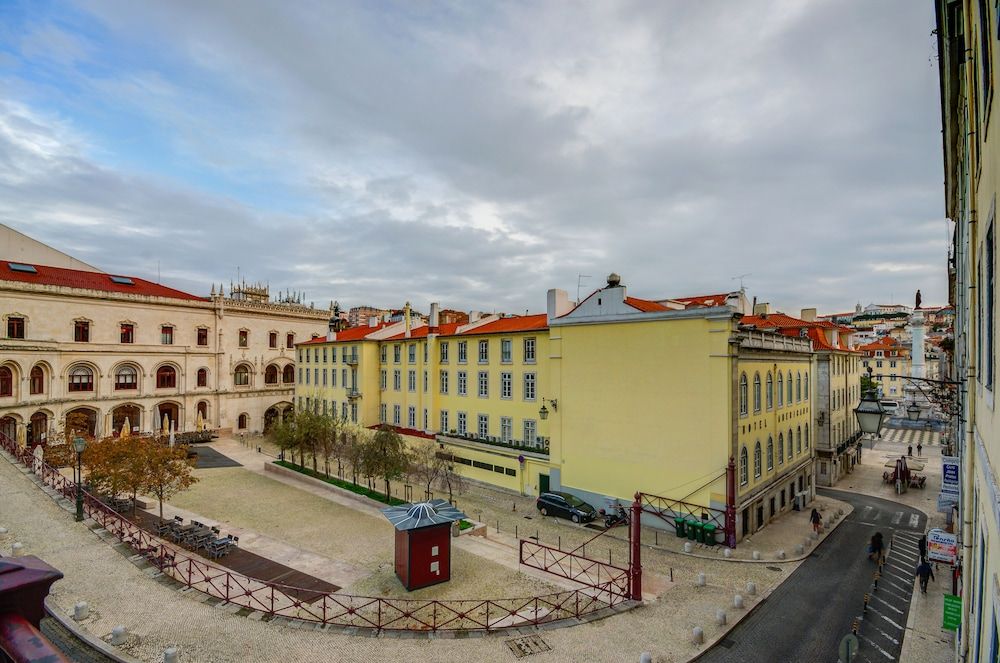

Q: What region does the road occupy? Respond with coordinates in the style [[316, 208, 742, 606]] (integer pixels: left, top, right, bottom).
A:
[[696, 489, 926, 663]]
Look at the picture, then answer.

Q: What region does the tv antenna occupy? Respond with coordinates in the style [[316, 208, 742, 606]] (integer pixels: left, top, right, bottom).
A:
[[577, 274, 592, 303], [731, 273, 751, 291]]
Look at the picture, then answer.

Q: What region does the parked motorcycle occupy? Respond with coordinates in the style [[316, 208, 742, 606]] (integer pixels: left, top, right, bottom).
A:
[[603, 504, 628, 529]]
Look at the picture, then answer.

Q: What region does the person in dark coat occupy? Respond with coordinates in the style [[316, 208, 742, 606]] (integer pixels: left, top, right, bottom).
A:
[[869, 532, 885, 563], [810, 508, 822, 534], [917, 560, 935, 593], [918, 534, 928, 562]]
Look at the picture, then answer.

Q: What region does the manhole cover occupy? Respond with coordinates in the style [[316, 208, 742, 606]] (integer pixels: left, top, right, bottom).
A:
[[766, 566, 783, 572], [506, 635, 551, 658]]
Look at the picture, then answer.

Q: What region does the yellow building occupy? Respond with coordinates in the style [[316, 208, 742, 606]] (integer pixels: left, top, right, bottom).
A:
[[296, 277, 814, 541], [857, 337, 911, 400], [938, 0, 1000, 659]]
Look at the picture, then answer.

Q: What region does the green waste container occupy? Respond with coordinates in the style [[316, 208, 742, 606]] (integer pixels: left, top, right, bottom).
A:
[[674, 517, 686, 538], [686, 519, 698, 540], [703, 523, 717, 546], [691, 521, 705, 543]]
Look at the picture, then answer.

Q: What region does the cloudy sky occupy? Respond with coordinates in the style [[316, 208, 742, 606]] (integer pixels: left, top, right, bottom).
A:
[[0, 0, 947, 316]]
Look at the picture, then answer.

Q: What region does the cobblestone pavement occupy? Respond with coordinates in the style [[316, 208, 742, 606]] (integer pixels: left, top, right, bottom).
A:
[[696, 490, 926, 663], [1, 441, 853, 663]]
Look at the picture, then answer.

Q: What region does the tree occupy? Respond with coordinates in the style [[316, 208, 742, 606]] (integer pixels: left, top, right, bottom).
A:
[[82, 435, 148, 514], [438, 456, 465, 504], [142, 442, 198, 522], [269, 418, 300, 466], [360, 425, 409, 501], [860, 373, 880, 396], [409, 440, 444, 500]]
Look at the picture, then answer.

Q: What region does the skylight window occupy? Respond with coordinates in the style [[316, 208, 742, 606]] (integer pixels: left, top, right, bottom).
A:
[[109, 276, 135, 285], [8, 262, 37, 274]]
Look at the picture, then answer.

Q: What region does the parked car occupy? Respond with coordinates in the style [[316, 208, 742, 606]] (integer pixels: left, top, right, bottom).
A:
[[536, 491, 597, 523]]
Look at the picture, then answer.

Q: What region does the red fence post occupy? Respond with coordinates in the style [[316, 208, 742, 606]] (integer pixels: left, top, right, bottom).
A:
[[630, 492, 642, 601], [725, 456, 737, 548]]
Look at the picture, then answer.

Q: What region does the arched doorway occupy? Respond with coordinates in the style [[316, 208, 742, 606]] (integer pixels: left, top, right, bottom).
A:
[[29, 412, 48, 445], [65, 408, 97, 438], [112, 404, 142, 434], [156, 402, 180, 432], [196, 401, 209, 427], [264, 406, 280, 432], [0, 416, 16, 442]]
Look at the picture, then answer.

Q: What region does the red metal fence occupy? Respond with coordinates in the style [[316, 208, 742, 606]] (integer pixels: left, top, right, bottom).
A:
[[0, 433, 630, 633], [519, 540, 630, 605], [637, 492, 726, 533]]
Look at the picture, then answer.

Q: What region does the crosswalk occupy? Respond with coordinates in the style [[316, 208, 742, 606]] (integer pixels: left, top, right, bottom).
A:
[[855, 505, 923, 531], [878, 428, 941, 448], [855, 530, 922, 662]]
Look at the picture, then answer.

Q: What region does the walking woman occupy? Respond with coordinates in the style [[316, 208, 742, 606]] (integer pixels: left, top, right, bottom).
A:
[[810, 508, 822, 534]]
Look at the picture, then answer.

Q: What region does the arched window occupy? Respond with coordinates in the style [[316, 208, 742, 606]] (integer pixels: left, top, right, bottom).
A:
[[115, 365, 138, 390], [787, 371, 793, 404], [156, 366, 177, 389], [0, 367, 11, 397], [29, 365, 44, 394], [68, 366, 94, 392], [265, 365, 279, 385], [766, 436, 774, 470], [753, 373, 761, 412], [766, 372, 773, 409], [234, 364, 251, 386], [796, 372, 801, 401], [197, 368, 208, 387], [739, 373, 748, 416], [804, 373, 809, 399], [282, 364, 294, 384], [804, 423, 810, 448], [753, 441, 762, 478], [797, 426, 802, 453], [787, 429, 794, 459], [237, 413, 248, 430], [778, 434, 784, 464], [777, 373, 784, 406], [739, 447, 748, 486]]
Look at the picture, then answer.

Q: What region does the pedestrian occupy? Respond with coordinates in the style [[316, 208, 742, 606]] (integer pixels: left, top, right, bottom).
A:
[[908, 444, 913, 457], [810, 508, 822, 534], [868, 532, 885, 564], [917, 442, 923, 457], [916, 559, 936, 593], [918, 534, 927, 562]]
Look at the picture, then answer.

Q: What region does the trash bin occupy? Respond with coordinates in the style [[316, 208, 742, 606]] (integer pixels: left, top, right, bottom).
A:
[[674, 517, 686, 538], [703, 523, 717, 546], [686, 519, 698, 540], [691, 521, 705, 543]]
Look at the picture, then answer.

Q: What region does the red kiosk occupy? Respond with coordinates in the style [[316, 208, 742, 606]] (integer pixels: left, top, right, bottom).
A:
[[381, 499, 466, 591]]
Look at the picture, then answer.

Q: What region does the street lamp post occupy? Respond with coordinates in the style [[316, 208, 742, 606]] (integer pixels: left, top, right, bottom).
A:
[[73, 435, 86, 522], [854, 389, 888, 450], [906, 402, 922, 422]]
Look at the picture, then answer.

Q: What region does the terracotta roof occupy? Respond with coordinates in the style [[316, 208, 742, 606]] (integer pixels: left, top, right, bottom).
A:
[[742, 312, 856, 352], [624, 296, 670, 313], [0, 260, 205, 301], [857, 336, 902, 350], [367, 424, 436, 440], [383, 322, 462, 340], [456, 314, 549, 335], [671, 293, 732, 308], [297, 323, 391, 344]]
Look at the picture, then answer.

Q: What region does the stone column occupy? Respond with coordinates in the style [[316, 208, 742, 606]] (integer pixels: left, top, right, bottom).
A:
[[910, 310, 925, 379]]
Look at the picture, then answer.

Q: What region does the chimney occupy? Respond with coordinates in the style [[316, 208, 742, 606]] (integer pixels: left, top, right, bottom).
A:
[[546, 289, 573, 323], [753, 302, 771, 316], [368, 317, 379, 328], [404, 301, 412, 338], [469, 310, 482, 323], [800, 308, 817, 322], [429, 302, 440, 331], [327, 316, 337, 342]]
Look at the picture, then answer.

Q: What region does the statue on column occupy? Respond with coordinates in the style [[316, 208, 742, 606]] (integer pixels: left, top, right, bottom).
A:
[[914, 289, 922, 310]]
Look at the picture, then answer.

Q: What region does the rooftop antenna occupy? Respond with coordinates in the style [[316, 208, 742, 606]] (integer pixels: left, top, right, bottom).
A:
[[577, 274, 592, 303], [731, 273, 751, 292]]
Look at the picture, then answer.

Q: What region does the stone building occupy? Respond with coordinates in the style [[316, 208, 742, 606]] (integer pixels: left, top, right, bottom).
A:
[[0, 229, 328, 444]]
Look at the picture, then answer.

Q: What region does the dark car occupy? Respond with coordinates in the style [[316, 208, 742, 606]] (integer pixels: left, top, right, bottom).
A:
[[536, 491, 596, 523]]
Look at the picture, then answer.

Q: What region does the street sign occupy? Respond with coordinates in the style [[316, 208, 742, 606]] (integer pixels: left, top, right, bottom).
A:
[[928, 528, 958, 564], [942, 456, 960, 492], [943, 594, 962, 631], [839, 633, 859, 662]]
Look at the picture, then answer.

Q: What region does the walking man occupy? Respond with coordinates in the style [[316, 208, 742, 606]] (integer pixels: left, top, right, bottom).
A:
[[810, 508, 822, 534], [908, 444, 913, 457], [916, 559, 936, 594], [918, 534, 928, 562], [917, 442, 923, 457]]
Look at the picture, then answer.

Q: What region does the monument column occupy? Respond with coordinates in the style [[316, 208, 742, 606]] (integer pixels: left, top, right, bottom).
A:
[[910, 309, 925, 379]]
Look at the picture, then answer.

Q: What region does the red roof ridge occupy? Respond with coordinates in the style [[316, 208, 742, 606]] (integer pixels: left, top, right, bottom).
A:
[[0, 260, 205, 301]]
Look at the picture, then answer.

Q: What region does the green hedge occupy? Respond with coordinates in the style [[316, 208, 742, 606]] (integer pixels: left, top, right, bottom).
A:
[[274, 460, 406, 506]]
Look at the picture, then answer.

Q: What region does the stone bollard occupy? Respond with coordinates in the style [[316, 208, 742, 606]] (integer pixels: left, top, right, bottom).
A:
[[733, 594, 744, 609], [838, 508, 844, 516], [723, 547, 732, 559], [775, 550, 786, 560], [684, 542, 693, 553], [746, 581, 757, 596], [110, 626, 127, 646], [695, 572, 706, 587], [0, 527, 8, 535], [716, 609, 727, 626], [73, 602, 89, 621], [11, 542, 24, 556], [164, 647, 179, 663], [692, 626, 704, 645], [795, 543, 804, 555], [810, 530, 819, 540], [752, 550, 761, 560]]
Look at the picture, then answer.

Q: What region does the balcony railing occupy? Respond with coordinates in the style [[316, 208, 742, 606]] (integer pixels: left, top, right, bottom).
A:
[[437, 432, 550, 456], [345, 355, 359, 366]]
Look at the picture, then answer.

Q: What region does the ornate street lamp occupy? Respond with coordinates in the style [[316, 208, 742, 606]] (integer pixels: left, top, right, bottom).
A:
[[73, 435, 86, 522], [906, 402, 922, 422], [854, 390, 888, 438], [538, 398, 558, 421]]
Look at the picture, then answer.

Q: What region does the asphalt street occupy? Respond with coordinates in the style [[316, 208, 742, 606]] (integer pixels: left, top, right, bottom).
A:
[[696, 489, 926, 663]]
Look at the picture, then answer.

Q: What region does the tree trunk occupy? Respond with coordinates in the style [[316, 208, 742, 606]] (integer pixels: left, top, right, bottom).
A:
[[385, 479, 390, 502]]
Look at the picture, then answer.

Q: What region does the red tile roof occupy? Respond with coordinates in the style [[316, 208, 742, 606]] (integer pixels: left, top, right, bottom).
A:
[[457, 314, 549, 335], [297, 323, 391, 344], [857, 336, 901, 350], [0, 260, 205, 301], [671, 293, 732, 308], [624, 297, 670, 312], [741, 312, 856, 351], [367, 424, 436, 440], [383, 322, 461, 341]]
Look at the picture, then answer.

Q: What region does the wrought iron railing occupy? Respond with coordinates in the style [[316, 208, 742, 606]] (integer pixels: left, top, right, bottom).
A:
[[0, 433, 628, 633], [637, 492, 726, 533]]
